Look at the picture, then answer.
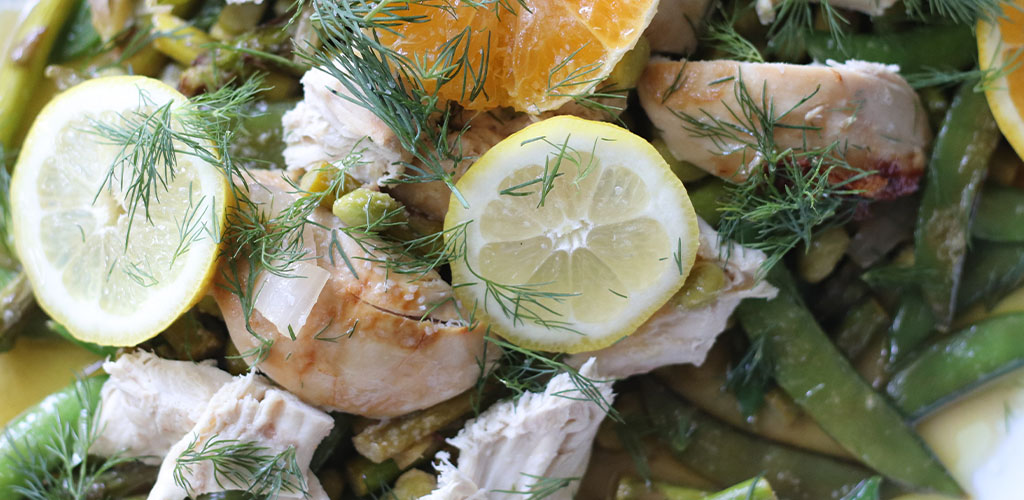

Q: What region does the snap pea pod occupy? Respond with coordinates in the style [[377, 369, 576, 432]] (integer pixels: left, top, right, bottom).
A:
[[735, 269, 960, 496], [616, 476, 776, 500], [0, 0, 76, 149], [309, 412, 352, 472], [345, 456, 401, 497], [956, 240, 1024, 311], [972, 185, 1024, 242], [886, 313, 1024, 419], [702, 478, 776, 500], [804, 25, 974, 75], [887, 290, 936, 363], [687, 178, 727, 227], [913, 79, 999, 329], [641, 380, 877, 500], [913, 80, 1000, 330], [833, 297, 890, 361], [0, 376, 108, 500]]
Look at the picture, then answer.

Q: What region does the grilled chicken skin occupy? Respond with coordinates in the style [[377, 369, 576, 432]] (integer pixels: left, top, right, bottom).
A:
[[213, 171, 487, 418], [638, 58, 931, 199]]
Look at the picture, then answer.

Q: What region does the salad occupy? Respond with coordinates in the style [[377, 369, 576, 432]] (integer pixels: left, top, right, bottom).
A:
[[0, 0, 1023, 499]]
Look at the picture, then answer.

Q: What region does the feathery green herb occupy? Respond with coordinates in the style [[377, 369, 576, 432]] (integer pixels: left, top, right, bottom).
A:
[[173, 435, 306, 499], [725, 335, 776, 418], [703, 4, 765, 63], [492, 474, 579, 499], [673, 73, 870, 268], [7, 380, 138, 500], [904, 0, 1007, 25]]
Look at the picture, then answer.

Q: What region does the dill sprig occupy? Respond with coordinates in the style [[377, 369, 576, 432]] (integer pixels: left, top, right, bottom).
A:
[[904, 0, 1007, 25], [765, 0, 849, 55], [478, 333, 621, 422], [673, 73, 870, 268], [702, 4, 765, 63], [906, 47, 1024, 90], [7, 379, 139, 500], [172, 434, 307, 499], [491, 474, 579, 499]]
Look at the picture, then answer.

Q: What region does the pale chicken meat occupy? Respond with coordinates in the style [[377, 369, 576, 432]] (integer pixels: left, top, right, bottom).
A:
[[148, 374, 334, 500], [568, 218, 775, 378], [421, 359, 613, 500], [213, 170, 487, 418], [756, 0, 898, 23], [638, 58, 931, 199], [90, 351, 233, 464], [643, 0, 712, 54], [282, 66, 410, 186]]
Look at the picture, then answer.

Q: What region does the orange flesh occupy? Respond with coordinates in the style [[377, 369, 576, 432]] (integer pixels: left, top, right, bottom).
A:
[[1001, 9, 1024, 114], [376, 0, 655, 113]]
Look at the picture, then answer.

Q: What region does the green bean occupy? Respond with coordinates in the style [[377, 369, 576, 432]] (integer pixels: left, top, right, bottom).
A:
[[641, 380, 877, 500], [87, 462, 160, 498], [887, 290, 936, 363], [310, 412, 352, 473], [796, 226, 850, 284], [972, 185, 1024, 242], [352, 391, 473, 463], [392, 469, 437, 500], [833, 297, 890, 361], [152, 12, 215, 65], [179, 23, 306, 96], [918, 87, 950, 132], [344, 456, 401, 497], [0, 0, 76, 149], [687, 178, 727, 227], [804, 25, 975, 75], [615, 475, 706, 500], [154, 311, 225, 361], [913, 80, 1001, 329], [735, 269, 960, 496], [0, 376, 107, 500], [886, 313, 1024, 419], [956, 240, 1024, 311], [210, 3, 269, 41]]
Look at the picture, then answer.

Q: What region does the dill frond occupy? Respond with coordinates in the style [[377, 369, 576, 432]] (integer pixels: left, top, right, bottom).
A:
[[702, 4, 765, 63], [906, 47, 1024, 90], [7, 379, 139, 500], [478, 333, 621, 422], [172, 434, 307, 498], [673, 72, 870, 268], [904, 0, 1007, 25], [765, 0, 848, 55]]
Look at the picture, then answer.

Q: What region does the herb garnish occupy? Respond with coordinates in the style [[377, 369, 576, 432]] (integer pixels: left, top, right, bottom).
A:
[[173, 435, 307, 499]]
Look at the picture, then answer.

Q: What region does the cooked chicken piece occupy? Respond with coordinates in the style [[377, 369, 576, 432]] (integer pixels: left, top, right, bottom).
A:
[[90, 351, 233, 464], [568, 218, 775, 378], [638, 59, 930, 199], [213, 170, 487, 418], [421, 359, 613, 500], [756, 0, 897, 23], [643, 0, 712, 54], [148, 374, 334, 500], [282, 67, 410, 186]]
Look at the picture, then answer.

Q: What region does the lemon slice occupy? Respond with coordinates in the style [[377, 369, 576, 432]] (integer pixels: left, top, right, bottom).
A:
[[11, 76, 227, 346], [979, 2, 1024, 159], [445, 116, 699, 353]]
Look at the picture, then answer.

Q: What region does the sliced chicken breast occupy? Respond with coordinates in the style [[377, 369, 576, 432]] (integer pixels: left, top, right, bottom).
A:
[[213, 170, 487, 418], [638, 58, 931, 199]]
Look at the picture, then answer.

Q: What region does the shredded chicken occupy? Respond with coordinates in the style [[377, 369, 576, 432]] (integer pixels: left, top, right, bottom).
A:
[[90, 351, 233, 464], [282, 67, 409, 186], [643, 0, 712, 54], [638, 58, 931, 199], [213, 170, 488, 418], [568, 218, 775, 378], [147, 374, 333, 500], [756, 0, 897, 23], [421, 359, 613, 500]]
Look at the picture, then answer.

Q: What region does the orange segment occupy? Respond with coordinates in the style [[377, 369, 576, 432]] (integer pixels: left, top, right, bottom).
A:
[[375, 0, 657, 113], [979, 1, 1024, 161]]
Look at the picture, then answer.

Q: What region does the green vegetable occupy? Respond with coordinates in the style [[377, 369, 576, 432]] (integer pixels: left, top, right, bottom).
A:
[[687, 178, 728, 227], [0, 0, 76, 149], [703, 478, 777, 500], [796, 226, 850, 284], [887, 290, 936, 363], [0, 376, 108, 500], [675, 260, 727, 309], [833, 297, 890, 361], [344, 456, 400, 497], [392, 469, 438, 500], [736, 269, 960, 495], [918, 87, 950, 131], [956, 240, 1024, 310], [913, 80, 1001, 329], [842, 478, 882, 500], [887, 313, 1024, 418], [805, 25, 975, 75], [641, 380, 876, 500], [332, 188, 407, 230], [352, 391, 473, 464], [972, 185, 1024, 242], [49, 0, 102, 64], [309, 412, 352, 473], [615, 475, 707, 500]]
